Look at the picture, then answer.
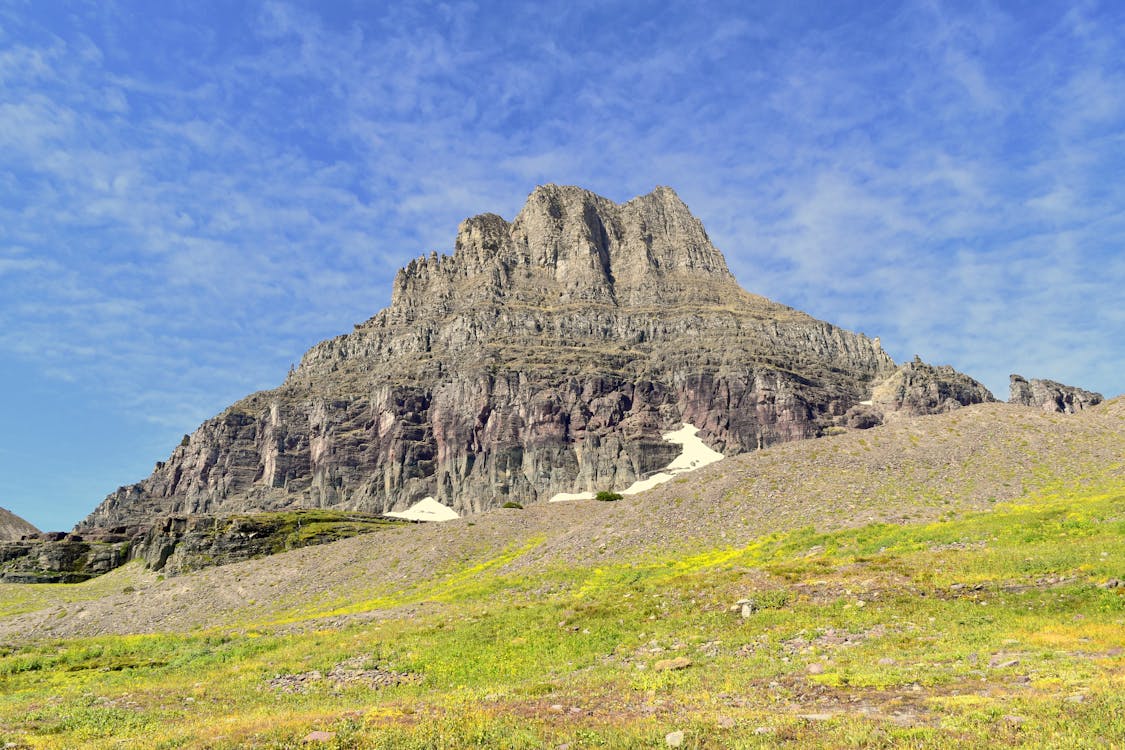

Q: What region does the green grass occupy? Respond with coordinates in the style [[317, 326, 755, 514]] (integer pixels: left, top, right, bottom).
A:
[[0, 562, 153, 619], [2, 484, 1124, 748], [210, 509, 404, 556]]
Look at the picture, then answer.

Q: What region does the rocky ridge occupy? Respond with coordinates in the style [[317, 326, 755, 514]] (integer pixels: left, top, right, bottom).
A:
[[79, 185, 992, 533], [1009, 374, 1103, 413]]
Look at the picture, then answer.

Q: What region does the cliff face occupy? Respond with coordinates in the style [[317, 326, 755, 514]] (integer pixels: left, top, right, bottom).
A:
[[78, 185, 986, 531], [1009, 374, 1103, 413]]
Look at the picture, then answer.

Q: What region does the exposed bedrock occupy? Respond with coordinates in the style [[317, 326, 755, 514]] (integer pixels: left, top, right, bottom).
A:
[[871, 356, 996, 421], [78, 185, 989, 531], [1009, 374, 1103, 413]]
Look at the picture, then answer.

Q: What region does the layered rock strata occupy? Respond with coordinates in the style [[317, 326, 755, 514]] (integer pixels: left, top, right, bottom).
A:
[[130, 511, 400, 576], [78, 185, 989, 531], [0, 536, 130, 583], [1009, 374, 1103, 413]]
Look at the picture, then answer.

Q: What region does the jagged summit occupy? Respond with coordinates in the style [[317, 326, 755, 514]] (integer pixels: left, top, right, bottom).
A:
[[78, 185, 990, 532], [388, 185, 737, 320]]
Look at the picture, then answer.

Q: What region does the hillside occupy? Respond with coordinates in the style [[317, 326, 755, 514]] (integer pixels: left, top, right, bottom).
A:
[[4, 399, 1120, 640], [0, 398, 1121, 748], [0, 506, 38, 541]]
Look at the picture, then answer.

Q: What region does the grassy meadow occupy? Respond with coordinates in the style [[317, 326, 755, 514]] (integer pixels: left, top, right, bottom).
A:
[[2, 482, 1124, 748]]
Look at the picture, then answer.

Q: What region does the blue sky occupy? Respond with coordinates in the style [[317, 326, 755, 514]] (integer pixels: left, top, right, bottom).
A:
[[2, 1, 1122, 531]]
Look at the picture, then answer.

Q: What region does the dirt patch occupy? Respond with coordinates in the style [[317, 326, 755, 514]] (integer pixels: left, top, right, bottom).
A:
[[267, 656, 420, 694]]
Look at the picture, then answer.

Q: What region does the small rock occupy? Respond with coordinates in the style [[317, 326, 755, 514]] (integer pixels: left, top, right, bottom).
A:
[[877, 657, 895, 666], [717, 715, 735, 729], [303, 731, 335, 743], [807, 662, 825, 675], [549, 704, 564, 712], [665, 730, 685, 747], [990, 657, 1020, 669], [753, 726, 772, 735], [654, 656, 692, 672], [1003, 715, 1026, 726], [1065, 694, 1086, 703], [1099, 578, 1122, 589], [741, 603, 756, 618]]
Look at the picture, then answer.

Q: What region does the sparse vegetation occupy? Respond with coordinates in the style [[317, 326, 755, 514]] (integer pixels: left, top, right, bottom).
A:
[[1, 482, 1123, 748], [1, 400, 1121, 747], [595, 490, 623, 502]]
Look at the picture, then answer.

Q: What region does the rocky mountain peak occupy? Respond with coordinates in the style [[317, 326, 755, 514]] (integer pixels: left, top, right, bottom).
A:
[[77, 185, 993, 533], [388, 185, 736, 320]]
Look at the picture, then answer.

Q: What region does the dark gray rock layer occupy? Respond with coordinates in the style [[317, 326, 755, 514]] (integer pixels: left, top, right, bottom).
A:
[[0, 536, 129, 583]]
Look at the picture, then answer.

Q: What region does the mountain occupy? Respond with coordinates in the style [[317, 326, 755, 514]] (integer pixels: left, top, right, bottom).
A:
[[0, 507, 38, 541], [78, 185, 993, 532]]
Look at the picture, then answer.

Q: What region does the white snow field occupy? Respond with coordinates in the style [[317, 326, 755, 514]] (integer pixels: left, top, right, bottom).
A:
[[549, 423, 723, 502]]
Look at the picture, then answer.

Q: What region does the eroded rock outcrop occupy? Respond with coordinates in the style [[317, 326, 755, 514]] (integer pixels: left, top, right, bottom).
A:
[[870, 356, 996, 421], [131, 511, 399, 576], [1009, 374, 1103, 413], [0, 536, 130, 583], [77, 186, 987, 531]]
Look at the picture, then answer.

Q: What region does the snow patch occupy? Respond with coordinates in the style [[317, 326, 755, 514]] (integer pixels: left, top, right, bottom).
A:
[[547, 491, 595, 503], [384, 497, 460, 522], [549, 423, 724, 502]]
